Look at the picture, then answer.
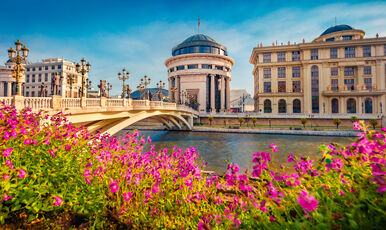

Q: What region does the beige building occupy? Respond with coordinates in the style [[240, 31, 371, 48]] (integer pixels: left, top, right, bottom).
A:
[[250, 25, 386, 116], [165, 34, 234, 113], [0, 60, 16, 96]]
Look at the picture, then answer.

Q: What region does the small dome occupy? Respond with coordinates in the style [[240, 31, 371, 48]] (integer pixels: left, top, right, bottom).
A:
[[182, 34, 217, 43], [172, 34, 228, 57], [320, 25, 354, 36]]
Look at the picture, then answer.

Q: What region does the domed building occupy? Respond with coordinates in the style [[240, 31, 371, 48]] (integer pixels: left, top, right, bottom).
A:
[[165, 34, 234, 113]]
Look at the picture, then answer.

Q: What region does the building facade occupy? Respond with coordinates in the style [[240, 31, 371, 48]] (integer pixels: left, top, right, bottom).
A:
[[0, 61, 16, 96], [250, 25, 386, 115], [165, 34, 234, 113]]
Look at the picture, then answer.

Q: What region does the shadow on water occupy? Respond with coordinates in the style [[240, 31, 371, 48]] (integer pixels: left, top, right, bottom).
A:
[[116, 129, 353, 173]]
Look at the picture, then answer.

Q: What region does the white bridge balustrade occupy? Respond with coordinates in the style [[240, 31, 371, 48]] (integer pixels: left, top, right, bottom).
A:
[[0, 95, 199, 134]]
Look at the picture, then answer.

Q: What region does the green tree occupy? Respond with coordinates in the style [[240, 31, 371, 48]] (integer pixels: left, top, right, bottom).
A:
[[223, 118, 228, 127], [238, 117, 245, 127], [333, 118, 342, 129], [350, 116, 359, 123], [251, 117, 257, 127], [245, 117, 250, 127], [208, 116, 214, 126], [369, 119, 378, 129], [300, 118, 308, 128]]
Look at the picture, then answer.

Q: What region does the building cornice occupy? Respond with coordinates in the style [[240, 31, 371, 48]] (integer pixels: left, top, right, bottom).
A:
[[165, 53, 234, 67]]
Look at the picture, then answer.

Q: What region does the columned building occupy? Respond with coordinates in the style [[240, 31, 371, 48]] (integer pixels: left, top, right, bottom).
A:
[[250, 25, 386, 115], [0, 61, 16, 97], [165, 34, 234, 113]]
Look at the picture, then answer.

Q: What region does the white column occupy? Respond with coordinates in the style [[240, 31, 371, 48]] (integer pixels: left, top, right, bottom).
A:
[[210, 74, 215, 112], [220, 76, 225, 112], [0, 82, 4, 96], [7, 82, 12, 97], [226, 77, 230, 112], [177, 76, 181, 104], [168, 77, 172, 101]]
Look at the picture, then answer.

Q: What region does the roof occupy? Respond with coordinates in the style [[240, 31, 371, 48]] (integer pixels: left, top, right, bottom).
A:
[[320, 25, 354, 36], [182, 34, 217, 43], [172, 33, 228, 56]]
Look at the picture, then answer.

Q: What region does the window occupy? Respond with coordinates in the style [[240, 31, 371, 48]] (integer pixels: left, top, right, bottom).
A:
[[278, 99, 286, 113], [292, 81, 301, 92], [278, 81, 286, 93], [278, 67, 286, 78], [263, 53, 271, 63], [264, 99, 272, 113], [293, 99, 301, 113], [344, 67, 354, 76], [188, 64, 198, 69], [263, 68, 271, 78], [363, 46, 371, 57], [202, 64, 212, 69], [32, 67, 36, 71], [365, 98, 373, 113], [331, 67, 338, 76], [58, 65, 62, 69], [364, 66, 371, 75], [311, 65, 319, 113], [39, 67, 42, 71], [169, 68, 174, 72], [347, 98, 356, 113], [31, 91, 35, 97], [345, 47, 355, 58], [32, 74, 35, 83], [326, 38, 335, 42], [176, 66, 185, 71], [51, 65, 55, 70], [38, 74, 42, 82], [215, 66, 223, 70], [26, 92, 29, 97], [311, 49, 318, 60], [27, 68, 30, 72], [330, 48, 338, 59], [332, 99, 339, 113], [344, 79, 355, 90], [331, 79, 338, 91], [45, 66, 48, 70], [364, 78, 372, 90], [384, 45, 386, 56], [264, 82, 271, 93], [277, 52, 286, 62], [342, 36, 352, 40], [292, 67, 300, 78], [292, 51, 300, 61], [44, 73, 48, 81], [26, 75, 30, 83]]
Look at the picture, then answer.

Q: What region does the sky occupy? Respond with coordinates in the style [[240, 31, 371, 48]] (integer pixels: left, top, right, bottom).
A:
[[1, 0, 386, 95]]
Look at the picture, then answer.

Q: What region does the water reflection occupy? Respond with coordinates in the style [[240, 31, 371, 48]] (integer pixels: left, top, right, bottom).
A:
[[116, 130, 353, 173]]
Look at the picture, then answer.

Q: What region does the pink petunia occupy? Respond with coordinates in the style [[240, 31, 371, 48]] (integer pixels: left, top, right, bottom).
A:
[[18, 168, 27, 178], [298, 190, 318, 212], [123, 192, 132, 202], [270, 142, 278, 152], [24, 138, 32, 145], [49, 149, 55, 157], [54, 196, 63, 206], [3, 193, 12, 201], [109, 180, 119, 193], [2, 147, 13, 157]]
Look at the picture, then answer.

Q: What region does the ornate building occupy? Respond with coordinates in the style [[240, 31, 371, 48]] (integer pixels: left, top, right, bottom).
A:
[[165, 34, 234, 113], [250, 25, 386, 115]]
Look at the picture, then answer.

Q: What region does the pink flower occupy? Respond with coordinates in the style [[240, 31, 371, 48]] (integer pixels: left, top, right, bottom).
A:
[[65, 145, 72, 152], [44, 137, 50, 145], [49, 149, 55, 157], [3, 193, 12, 201], [54, 196, 63, 206], [3, 132, 10, 140], [24, 138, 32, 145], [288, 153, 295, 162], [123, 192, 132, 202], [270, 142, 278, 152], [2, 147, 13, 157], [198, 221, 206, 230], [109, 180, 119, 193], [2, 174, 11, 180], [270, 216, 276, 222], [298, 190, 318, 212], [18, 168, 27, 178]]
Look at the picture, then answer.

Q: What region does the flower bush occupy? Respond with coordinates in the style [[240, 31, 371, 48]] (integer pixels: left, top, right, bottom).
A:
[[1, 103, 385, 229]]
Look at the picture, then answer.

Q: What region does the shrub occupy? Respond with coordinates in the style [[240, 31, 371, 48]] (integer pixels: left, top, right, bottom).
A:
[[369, 119, 378, 129], [300, 118, 307, 128], [238, 117, 245, 127], [350, 116, 359, 123], [333, 118, 342, 129], [208, 116, 214, 126], [223, 118, 228, 127], [251, 117, 257, 127]]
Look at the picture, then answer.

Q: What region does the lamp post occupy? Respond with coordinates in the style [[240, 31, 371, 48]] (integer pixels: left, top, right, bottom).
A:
[[66, 74, 76, 98], [107, 82, 112, 98], [156, 80, 166, 101], [8, 40, 29, 96], [75, 58, 91, 98], [140, 75, 151, 100], [118, 68, 129, 98], [137, 84, 144, 99]]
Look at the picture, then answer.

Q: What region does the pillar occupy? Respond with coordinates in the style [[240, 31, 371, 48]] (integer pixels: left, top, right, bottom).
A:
[[210, 74, 215, 112], [226, 77, 230, 112], [7, 82, 12, 97], [0, 82, 4, 96], [220, 76, 225, 112], [168, 77, 172, 101], [177, 76, 181, 104]]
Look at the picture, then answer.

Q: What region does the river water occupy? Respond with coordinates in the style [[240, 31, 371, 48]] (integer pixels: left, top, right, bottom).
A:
[[116, 129, 353, 173]]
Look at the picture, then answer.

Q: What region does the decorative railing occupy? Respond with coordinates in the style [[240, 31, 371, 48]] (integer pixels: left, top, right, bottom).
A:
[[62, 98, 81, 108], [0, 97, 13, 106], [132, 100, 146, 106], [24, 97, 52, 110], [86, 98, 100, 107], [107, 99, 124, 107]]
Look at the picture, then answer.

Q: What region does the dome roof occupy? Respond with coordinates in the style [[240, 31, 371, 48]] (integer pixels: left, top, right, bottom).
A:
[[172, 33, 228, 56], [320, 25, 354, 36]]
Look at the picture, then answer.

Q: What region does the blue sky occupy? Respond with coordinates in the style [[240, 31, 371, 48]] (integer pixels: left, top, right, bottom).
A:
[[1, 0, 385, 95]]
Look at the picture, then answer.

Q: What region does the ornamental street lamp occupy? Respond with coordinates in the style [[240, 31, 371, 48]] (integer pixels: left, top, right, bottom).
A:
[[107, 82, 112, 98], [156, 80, 166, 101], [118, 68, 129, 98], [137, 84, 144, 99], [8, 40, 29, 96], [75, 58, 91, 98], [139, 75, 151, 100], [66, 74, 76, 98]]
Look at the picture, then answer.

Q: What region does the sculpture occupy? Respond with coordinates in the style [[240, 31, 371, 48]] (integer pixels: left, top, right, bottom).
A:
[[51, 72, 61, 95]]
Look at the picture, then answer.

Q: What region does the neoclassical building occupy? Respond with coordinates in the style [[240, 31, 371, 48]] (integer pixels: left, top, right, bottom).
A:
[[165, 34, 234, 113], [250, 25, 386, 115]]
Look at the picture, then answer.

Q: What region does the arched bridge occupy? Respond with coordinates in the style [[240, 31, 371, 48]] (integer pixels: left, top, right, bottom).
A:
[[0, 96, 199, 135]]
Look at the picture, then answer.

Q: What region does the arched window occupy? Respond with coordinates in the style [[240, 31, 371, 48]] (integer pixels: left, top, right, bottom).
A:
[[365, 98, 373, 113], [347, 98, 356, 113], [293, 99, 301, 113], [278, 99, 286, 113], [264, 99, 272, 113], [311, 65, 319, 113], [331, 98, 339, 113]]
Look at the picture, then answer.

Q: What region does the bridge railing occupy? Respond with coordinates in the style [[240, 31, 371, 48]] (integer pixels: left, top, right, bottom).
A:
[[0, 97, 13, 106], [62, 98, 81, 108], [24, 97, 52, 110], [86, 98, 100, 107], [107, 99, 125, 107]]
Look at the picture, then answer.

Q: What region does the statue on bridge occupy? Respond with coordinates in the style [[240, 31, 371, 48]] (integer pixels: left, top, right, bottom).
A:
[[126, 85, 131, 99], [51, 72, 61, 95], [98, 80, 107, 97], [40, 83, 47, 97]]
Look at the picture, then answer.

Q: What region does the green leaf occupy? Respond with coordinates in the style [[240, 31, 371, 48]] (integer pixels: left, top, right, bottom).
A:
[[325, 158, 332, 164]]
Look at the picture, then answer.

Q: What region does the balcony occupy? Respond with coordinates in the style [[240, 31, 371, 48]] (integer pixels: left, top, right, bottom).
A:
[[322, 84, 385, 96], [259, 88, 304, 97]]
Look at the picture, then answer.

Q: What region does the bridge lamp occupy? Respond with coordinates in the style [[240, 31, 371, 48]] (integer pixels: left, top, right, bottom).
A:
[[7, 40, 29, 96]]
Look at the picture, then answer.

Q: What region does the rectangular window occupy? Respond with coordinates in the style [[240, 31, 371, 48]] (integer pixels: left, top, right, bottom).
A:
[[364, 66, 371, 75], [31, 91, 35, 97], [176, 66, 185, 71], [326, 38, 335, 42], [384, 45, 386, 56], [51, 65, 55, 70], [263, 53, 271, 63], [311, 49, 318, 60], [263, 68, 271, 78], [345, 47, 355, 58], [330, 48, 338, 59], [27, 68, 30, 72], [44, 73, 48, 81], [363, 46, 371, 57], [202, 64, 212, 69], [215, 66, 223, 70], [342, 36, 352, 40], [58, 65, 62, 69], [188, 64, 198, 69], [45, 66, 48, 70], [278, 81, 286, 92], [39, 67, 42, 71], [32, 67, 36, 71], [331, 67, 338, 76], [277, 52, 286, 62], [263, 82, 271, 93], [278, 67, 286, 78], [26, 92, 29, 97], [292, 66, 300, 78], [344, 79, 355, 90], [38, 74, 42, 82], [169, 68, 174, 72], [26, 75, 30, 83], [292, 80, 301, 92], [32, 74, 35, 82], [331, 79, 338, 91], [344, 67, 354, 76], [364, 78, 372, 90], [292, 51, 300, 61]]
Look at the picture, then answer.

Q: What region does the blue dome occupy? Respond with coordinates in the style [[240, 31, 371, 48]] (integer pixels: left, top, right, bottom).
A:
[[172, 34, 228, 57], [320, 25, 354, 36]]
